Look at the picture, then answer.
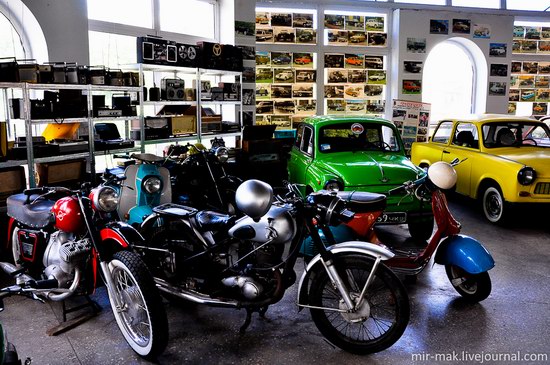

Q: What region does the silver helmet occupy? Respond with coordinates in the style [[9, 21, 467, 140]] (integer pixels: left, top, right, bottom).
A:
[[428, 161, 457, 190], [235, 180, 273, 220]]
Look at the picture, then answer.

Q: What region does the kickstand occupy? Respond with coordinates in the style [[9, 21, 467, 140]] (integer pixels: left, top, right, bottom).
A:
[[239, 308, 253, 334]]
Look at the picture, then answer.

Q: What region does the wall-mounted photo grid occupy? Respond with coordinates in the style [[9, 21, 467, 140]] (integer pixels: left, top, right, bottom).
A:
[[324, 53, 386, 115], [512, 26, 550, 54], [255, 51, 317, 129], [324, 14, 387, 47], [255, 11, 316, 45], [508, 60, 550, 116]]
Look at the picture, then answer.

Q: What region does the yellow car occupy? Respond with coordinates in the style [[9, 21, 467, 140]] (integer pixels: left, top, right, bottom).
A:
[[411, 114, 550, 224]]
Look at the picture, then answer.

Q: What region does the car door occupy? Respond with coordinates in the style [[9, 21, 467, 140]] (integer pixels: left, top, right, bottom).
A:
[[441, 122, 478, 196], [288, 124, 314, 185], [427, 120, 454, 162]]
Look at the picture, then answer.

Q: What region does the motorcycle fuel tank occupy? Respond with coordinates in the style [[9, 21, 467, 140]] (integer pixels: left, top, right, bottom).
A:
[[228, 205, 296, 245]]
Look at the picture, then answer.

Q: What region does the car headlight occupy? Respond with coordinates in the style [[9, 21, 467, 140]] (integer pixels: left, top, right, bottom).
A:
[[324, 180, 343, 191], [92, 186, 119, 212], [214, 147, 229, 163], [143, 176, 162, 193], [517, 167, 536, 185]]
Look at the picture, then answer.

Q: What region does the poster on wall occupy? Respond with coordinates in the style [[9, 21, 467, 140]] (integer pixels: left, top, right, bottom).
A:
[[473, 24, 491, 39], [430, 20, 448, 34], [407, 38, 426, 53], [392, 100, 431, 153]]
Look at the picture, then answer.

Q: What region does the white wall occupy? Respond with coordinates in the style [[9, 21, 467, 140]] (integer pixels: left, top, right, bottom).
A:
[[392, 8, 514, 114]]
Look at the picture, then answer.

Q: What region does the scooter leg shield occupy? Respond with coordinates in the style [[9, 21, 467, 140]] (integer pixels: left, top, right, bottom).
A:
[[434, 234, 495, 274]]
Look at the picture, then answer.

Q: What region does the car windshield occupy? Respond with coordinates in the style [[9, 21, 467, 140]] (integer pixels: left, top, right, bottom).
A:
[[318, 122, 400, 153], [482, 121, 550, 148]]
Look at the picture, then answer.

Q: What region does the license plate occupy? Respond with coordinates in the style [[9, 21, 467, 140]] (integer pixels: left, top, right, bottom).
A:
[[376, 212, 407, 224]]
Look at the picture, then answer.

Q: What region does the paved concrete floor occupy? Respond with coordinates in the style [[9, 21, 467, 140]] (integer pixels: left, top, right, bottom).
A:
[[1, 196, 549, 364]]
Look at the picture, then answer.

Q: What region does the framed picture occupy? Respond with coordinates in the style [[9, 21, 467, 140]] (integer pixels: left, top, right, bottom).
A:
[[489, 43, 507, 57], [368, 32, 387, 47], [404, 61, 423, 74], [490, 64, 508, 77], [402, 79, 421, 94], [293, 13, 313, 28], [430, 20, 448, 35], [325, 14, 345, 30], [488, 82, 506, 96], [452, 19, 471, 34], [407, 38, 426, 53], [271, 13, 292, 27], [473, 24, 491, 39]]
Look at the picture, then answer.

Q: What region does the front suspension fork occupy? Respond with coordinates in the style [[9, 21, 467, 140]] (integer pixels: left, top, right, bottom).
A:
[[99, 261, 123, 311]]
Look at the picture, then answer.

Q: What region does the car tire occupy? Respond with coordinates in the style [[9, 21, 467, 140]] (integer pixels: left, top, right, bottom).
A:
[[481, 185, 508, 224]]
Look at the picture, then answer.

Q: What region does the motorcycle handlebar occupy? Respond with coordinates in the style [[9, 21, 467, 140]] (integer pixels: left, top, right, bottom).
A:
[[387, 175, 427, 195]]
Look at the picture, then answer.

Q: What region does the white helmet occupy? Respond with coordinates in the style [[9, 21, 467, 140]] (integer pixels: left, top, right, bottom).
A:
[[427, 162, 457, 190], [235, 180, 273, 220]]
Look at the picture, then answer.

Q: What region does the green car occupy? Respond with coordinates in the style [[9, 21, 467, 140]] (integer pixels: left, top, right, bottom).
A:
[[288, 115, 433, 239]]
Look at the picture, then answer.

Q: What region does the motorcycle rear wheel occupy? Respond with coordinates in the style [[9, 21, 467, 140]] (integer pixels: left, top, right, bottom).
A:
[[107, 251, 168, 360], [445, 265, 491, 302], [309, 255, 409, 354]]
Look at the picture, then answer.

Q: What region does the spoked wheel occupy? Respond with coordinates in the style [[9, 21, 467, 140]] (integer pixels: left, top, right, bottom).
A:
[[309, 255, 409, 354], [445, 265, 491, 302], [107, 251, 168, 359]]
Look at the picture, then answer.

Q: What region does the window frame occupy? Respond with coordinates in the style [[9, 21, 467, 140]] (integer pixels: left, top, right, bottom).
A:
[[431, 120, 454, 144], [451, 122, 480, 150]]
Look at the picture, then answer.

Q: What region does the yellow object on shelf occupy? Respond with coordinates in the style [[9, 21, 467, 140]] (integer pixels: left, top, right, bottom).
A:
[[42, 122, 80, 141]]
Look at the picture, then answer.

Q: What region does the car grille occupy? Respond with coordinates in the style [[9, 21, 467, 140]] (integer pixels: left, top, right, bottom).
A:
[[534, 182, 550, 195]]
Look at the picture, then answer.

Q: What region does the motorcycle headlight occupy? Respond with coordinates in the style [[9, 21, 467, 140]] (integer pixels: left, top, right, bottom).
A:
[[143, 176, 162, 194], [517, 167, 536, 186], [92, 186, 119, 212], [324, 179, 343, 191], [214, 147, 229, 163]]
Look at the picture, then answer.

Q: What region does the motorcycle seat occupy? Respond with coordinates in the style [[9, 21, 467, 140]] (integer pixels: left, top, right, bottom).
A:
[[6, 194, 55, 228], [195, 211, 235, 232], [335, 191, 387, 213]]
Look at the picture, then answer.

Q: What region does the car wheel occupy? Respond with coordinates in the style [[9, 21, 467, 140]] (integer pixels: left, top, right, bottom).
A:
[[482, 185, 508, 224]]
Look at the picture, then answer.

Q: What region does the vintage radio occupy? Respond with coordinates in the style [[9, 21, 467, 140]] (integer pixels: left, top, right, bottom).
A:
[[37, 64, 53, 83], [211, 87, 224, 101], [89, 65, 107, 85], [52, 62, 67, 83], [131, 117, 170, 140], [222, 120, 241, 132], [36, 159, 86, 187], [169, 115, 196, 135], [0, 57, 19, 82], [9, 98, 53, 119], [77, 65, 88, 84], [137, 36, 177, 65], [112, 95, 136, 116], [184, 88, 195, 101], [55, 90, 87, 118], [109, 69, 124, 86], [0, 166, 26, 206], [161, 78, 185, 100], [17, 59, 39, 83], [193, 80, 211, 100], [196, 42, 243, 72], [202, 116, 223, 133], [219, 82, 240, 101], [176, 43, 200, 68], [65, 62, 79, 84], [94, 123, 135, 151], [123, 72, 139, 86]]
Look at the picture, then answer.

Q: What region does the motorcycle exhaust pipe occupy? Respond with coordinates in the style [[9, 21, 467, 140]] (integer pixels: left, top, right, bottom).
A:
[[154, 278, 240, 308], [0, 262, 34, 284]]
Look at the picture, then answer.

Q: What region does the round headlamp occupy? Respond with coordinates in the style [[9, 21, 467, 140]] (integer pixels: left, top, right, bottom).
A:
[[324, 180, 343, 191], [143, 176, 162, 194], [93, 186, 119, 212], [214, 147, 229, 163], [517, 167, 536, 186]]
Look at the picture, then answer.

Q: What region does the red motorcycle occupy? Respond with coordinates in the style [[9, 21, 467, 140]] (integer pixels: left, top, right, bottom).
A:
[[303, 160, 495, 302], [1, 182, 168, 359]]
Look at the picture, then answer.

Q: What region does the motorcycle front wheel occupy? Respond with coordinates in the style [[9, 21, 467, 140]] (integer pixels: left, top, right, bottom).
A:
[[107, 251, 168, 360], [445, 265, 491, 302], [309, 255, 409, 354]]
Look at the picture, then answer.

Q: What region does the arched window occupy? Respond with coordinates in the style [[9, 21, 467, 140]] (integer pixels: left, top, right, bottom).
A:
[[0, 12, 26, 58]]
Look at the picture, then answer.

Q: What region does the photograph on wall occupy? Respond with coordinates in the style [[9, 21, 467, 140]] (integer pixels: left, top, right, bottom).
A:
[[327, 99, 346, 113], [513, 26, 525, 38], [407, 38, 426, 53], [345, 53, 364, 68], [349, 31, 367, 45], [519, 40, 537, 53], [365, 56, 384, 69], [256, 12, 270, 26], [256, 51, 270, 66], [489, 43, 507, 57], [419, 111, 430, 127], [525, 26, 541, 40], [292, 84, 314, 98], [346, 100, 366, 114], [521, 89, 535, 101], [273, 68, 295, 83], [393, 109, 406, 126], [540, 62, 550, 74], [344, 85, 364, 99], [519, 76, 535, 89], [296, 100, 317, 115], [256, 68, 273, 83], [365, 85, 384, 98], [368, 32, 387, 47], [243, 89, 255, 105], [536, 76, 549, 88], [256, 100, 273, 114], [367, 70, 386, 84], [365, 16, 384, 31], [511, 61, 522, 73], [295, 70, 316, 82], [325, 85, 344, 98], [256, 115, 271, 125], [522, 61, 538, 74], [430, 19, 448, 34], [473, 23, 491, 39], [512, 41, 521, 53], [293, 13, 313, 28], [452, 19, 471, 34], [533, 102, 548, 115], [510, 75, 518, 88], [402, 79, 421, 94], [274, 27, 295, 43], [243, 66, 256, 83], [235, 21, 255, 37], [271, 13, 292, 27], [271, 52, 292, 66], [367, 100, 385, 114], [489, 82, 506, 96], [256, 28, 273, 43], [508, 89, 520, 102], [508, 102, 517, 114], [238, 46, 255, 60], [271, 115, 292, 128], [324, 53, 344, 68], [490, 64, 508, 77], [542, 27, 550, 39], [271, 85, 292, 98], [404, 61, 423, 74], [327, 69, 348, 83], [274, 100, 295, 114], [296, 29, 316, 44], [536, 89, 550, 102], [539, 41, 550, 53], [256, 84, 271, 99], [327, 30, 349, 45], [345, 16, 365, 31], [325, 14, 345, 29], [348, 69, 366, 83], [293, 53, 314, 68]]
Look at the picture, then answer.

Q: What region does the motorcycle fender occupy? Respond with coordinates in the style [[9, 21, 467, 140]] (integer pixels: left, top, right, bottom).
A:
[[296, 241, 394, 310], [127, 205, 154, 226], [5, 217, 16, 249], [434, 234, 495, 274], [100, 221, 145, 248]]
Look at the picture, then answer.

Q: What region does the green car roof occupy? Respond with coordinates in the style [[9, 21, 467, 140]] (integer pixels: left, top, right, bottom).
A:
[[302, 115, 395, 129]]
